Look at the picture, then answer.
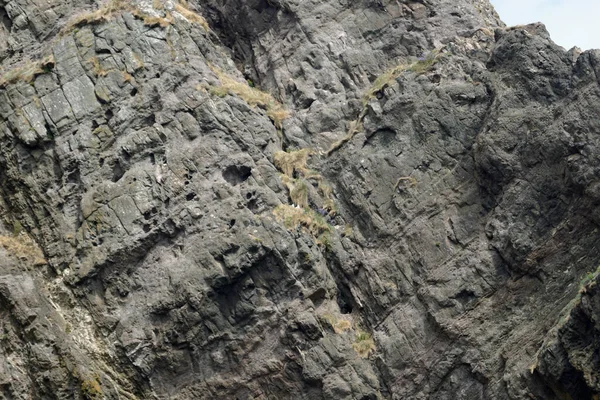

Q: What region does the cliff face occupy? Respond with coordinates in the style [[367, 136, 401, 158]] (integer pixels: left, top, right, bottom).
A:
[[0, 0, 599, 399]]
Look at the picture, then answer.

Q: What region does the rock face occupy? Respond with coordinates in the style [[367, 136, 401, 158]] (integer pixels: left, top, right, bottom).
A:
[[0, 0, 599, 399]]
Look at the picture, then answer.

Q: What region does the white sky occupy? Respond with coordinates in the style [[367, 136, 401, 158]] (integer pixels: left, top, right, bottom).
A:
[[489, 0, 600, 50]]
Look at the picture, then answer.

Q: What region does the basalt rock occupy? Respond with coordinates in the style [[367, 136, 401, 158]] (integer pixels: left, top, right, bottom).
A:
[[0, 0, 599, 399]]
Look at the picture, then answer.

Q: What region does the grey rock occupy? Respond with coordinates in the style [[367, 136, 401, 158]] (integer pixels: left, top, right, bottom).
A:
[[0, 0, 599, 399]]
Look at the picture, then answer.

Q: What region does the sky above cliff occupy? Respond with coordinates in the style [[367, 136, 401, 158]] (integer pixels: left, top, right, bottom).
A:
[[490, 0, 600, 50]]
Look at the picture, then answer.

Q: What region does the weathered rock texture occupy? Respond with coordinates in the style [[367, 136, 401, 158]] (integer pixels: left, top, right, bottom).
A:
[[0, 0, 599, 399]]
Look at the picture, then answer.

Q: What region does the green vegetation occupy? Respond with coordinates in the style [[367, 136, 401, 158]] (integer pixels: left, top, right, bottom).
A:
[[274, 148, 338, 217], [12, 221, 23, 237], [352, 329, 376, 358], [579, 265, 600, 293], [281, 176, 309, 208], [554, 265, 600, 327], [273, 205, 332, 239], [80, 375, 102, 399], [204, 66, 290, 129]]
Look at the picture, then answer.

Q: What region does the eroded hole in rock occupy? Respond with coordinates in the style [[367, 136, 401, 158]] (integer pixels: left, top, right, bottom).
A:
[[359, 395, 378, 400], [229, 219, 236, 228], [222, 165, 252, 186], [66, 169, 80, 184], [44, 122, 54, 138], [453, 289, 477, 306], [105, 109, 114, 121], [247, 199, 259, 212], [130, 87, 138, 96], [364, 128, 396, 147], [112, 161, 125, 182], [121, 149, 131, 162], [186, 192, 196, 201], [145, 114, 156, 126], [143, 207, 158, 220], [0, 7, 12, 32], [307, 287, 326, 307], [337, 289, 354, 314]]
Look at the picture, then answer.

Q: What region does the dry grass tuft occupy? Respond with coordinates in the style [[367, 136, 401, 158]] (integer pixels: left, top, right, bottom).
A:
[[61, 0, 209, 35], [206, 66, 290, 129], [0, 234, 46, 266], [139, 14, 172, 27], [88, 57, 108, 77], [0, 55, 55, 87], [174, 3, 209, 30], [61, 0, 132, 34], [274, 149, 312, 177], [322, 314, 352, 334], [275, 149, 338, 215], [362, 50, 442, 106], [326, 119, 363, 156], [327, 49, 443, 156], [362, 64, 408, 106]]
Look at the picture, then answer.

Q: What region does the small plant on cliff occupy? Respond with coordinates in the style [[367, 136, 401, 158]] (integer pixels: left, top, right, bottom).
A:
[[352, 329, 376, 358], [579, 265, 600, 294], [280, 175, 309, 208], [80, 375, 102, 399], [553, 265, 600, 328], [321, 313, 352, 334], [273, 205, 332, 238]]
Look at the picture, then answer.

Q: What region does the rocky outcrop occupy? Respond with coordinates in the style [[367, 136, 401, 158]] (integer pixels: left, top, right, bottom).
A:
[[0, 0, 599, 399]]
